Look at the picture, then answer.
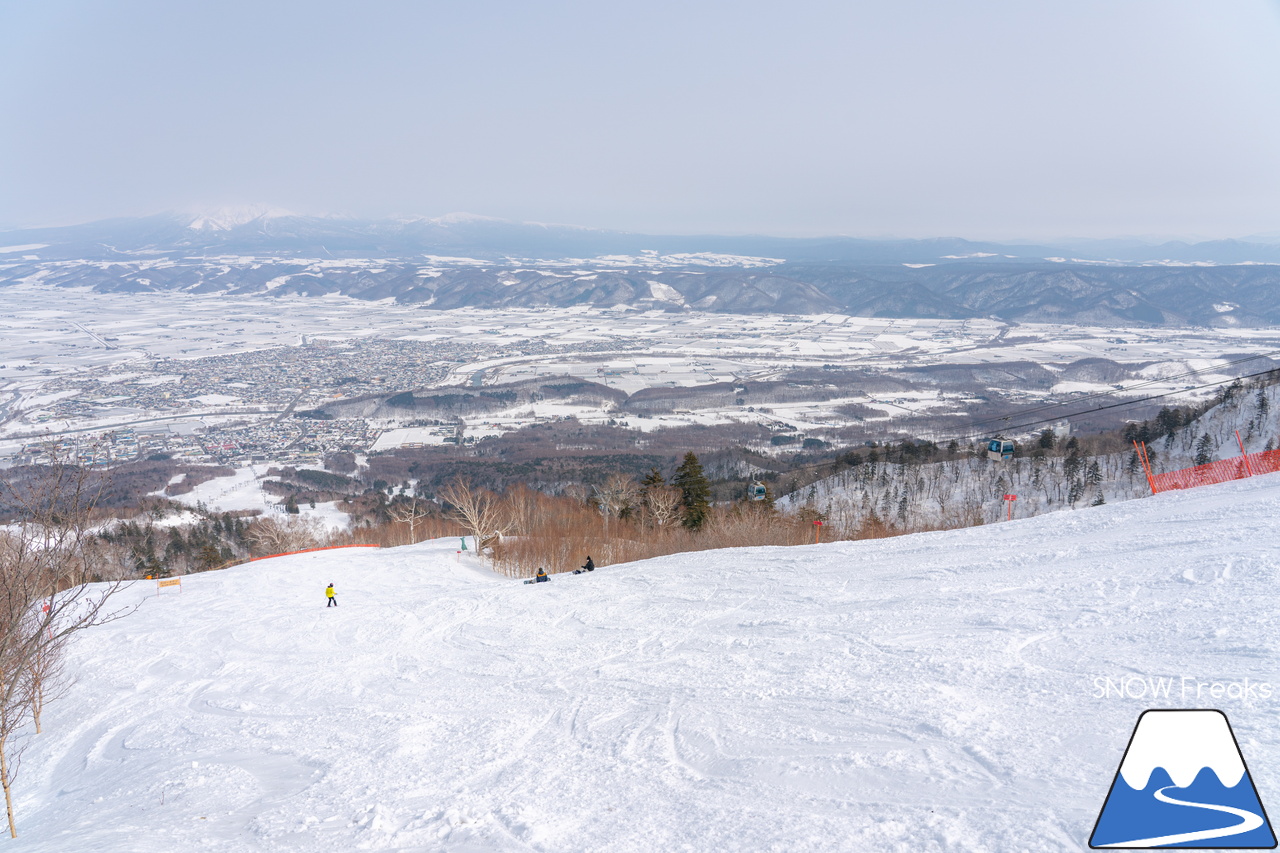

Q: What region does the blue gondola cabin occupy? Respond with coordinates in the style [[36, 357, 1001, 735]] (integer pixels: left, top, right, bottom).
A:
[[987, 439, 1015, 461]]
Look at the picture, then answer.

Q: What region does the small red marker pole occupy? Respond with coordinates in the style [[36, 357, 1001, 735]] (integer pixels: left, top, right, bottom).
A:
[[1003, 494, 1017, 521], [813, 519, 823, 544]]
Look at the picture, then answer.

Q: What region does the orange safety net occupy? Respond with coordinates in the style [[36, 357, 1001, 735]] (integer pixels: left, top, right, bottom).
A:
[[248, 543, 380, 563], [1150, 457, 1251, 493], [1149, 447, 1280, 493], [1248, 447, 1280, 476]]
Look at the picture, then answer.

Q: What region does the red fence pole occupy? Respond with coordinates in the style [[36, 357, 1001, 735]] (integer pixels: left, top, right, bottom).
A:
[[1134, 440, 1157, 495], [1237, 430, 1254, 478]]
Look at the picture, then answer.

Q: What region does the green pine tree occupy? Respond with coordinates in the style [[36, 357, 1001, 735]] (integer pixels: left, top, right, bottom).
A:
[[198, 542, 223, 571], [1063, 451, 1082, 480], [1195, 433, 1214, 466], [134, 537, 166, 577], [672, 452, 711, 530]]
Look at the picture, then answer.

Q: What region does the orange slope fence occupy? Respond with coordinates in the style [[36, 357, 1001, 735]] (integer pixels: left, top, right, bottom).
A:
[[1249, 447, 1280, 476], [1137, 433, 1280, 495], [248, 544, 381, 563]]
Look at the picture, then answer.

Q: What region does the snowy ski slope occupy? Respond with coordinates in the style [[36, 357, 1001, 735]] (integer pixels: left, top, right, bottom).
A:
[[10, 475, 1280, 851]]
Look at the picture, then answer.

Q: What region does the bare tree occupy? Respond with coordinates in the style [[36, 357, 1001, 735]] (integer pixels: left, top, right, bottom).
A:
[[0, 649, 30, 843], [387, 499, 433, 545], [501, 483, 544, 537], [438, 479, 508, 554], [24, 631, 64, 737], [245, 516, 329, 556], [0, 454, 136, 838], [643, 486, 683, 528], [593, 473, 638, 537]]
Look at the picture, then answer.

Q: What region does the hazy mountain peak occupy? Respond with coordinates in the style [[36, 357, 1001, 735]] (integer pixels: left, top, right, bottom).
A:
[[184, 204, 295, 231], [427, 212, 512, 226]]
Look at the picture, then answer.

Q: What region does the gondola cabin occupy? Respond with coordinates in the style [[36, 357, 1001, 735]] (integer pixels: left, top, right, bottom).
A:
[[986, 439, 1015, 461], [750, 481, 768, 501]]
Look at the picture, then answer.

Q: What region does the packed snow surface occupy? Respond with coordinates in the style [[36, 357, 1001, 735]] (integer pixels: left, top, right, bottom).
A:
[[12, 476, 1280, 851]]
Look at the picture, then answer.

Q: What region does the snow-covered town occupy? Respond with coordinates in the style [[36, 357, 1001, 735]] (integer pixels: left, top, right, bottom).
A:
[[5, 285, 1280, 468]]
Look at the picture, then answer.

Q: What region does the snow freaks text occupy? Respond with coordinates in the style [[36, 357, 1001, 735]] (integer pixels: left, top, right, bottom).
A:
[[1092, 676, 1273, 701]]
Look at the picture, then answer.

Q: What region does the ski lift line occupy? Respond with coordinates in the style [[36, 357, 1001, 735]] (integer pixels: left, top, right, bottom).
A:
[[943, 350, 1280, 439], [769, 365, 1280, 483], [987, 350, 1280, 428], [955, 351, 1280, 434], [961, 365, 1280, 442]]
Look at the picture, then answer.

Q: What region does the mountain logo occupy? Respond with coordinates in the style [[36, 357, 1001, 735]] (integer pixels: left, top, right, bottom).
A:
[[1090, 709, 1276, 848]]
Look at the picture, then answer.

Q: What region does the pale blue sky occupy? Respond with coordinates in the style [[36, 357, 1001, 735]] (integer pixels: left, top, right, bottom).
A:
[[2, 1, 1279, 238]]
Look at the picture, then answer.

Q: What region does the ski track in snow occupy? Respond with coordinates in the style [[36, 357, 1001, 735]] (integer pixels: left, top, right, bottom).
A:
[[9, 475, 1280, 851]]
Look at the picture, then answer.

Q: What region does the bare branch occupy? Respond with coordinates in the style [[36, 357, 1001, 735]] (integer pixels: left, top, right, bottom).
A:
[[438, 478, 508, 554], [0, 448, 137, 838]]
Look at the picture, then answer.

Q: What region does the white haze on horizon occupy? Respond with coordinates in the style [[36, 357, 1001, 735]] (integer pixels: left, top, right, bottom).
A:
[[2, 1, 1280, 242]]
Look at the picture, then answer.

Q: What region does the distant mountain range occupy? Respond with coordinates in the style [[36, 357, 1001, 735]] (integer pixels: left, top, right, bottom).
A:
[[3, 212, 1280, 326], [8, 209, 1280, 264]]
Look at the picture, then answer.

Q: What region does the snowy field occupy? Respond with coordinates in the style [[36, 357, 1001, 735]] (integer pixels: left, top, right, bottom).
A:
[[163, 464, 354, 531], [4, 285, 1280, 454], [9, 473, 1280, 851], [2, 286, 1275, 402]]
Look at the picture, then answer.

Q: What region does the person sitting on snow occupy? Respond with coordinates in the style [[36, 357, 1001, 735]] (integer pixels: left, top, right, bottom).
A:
[[534, 568, 549, 583], [581, 556, 595, 572]]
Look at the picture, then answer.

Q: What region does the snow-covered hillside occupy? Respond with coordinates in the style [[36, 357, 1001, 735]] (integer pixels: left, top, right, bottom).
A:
[[787, 380, 1280, 530], [11, 474, 1280, 851]]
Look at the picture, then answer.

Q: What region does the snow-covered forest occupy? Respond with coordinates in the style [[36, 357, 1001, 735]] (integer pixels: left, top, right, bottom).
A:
[[785, 377, 1280, 531]]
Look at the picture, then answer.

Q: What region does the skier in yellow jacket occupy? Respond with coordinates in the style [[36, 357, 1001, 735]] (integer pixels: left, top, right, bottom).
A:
[[325, 583, 337, 607]]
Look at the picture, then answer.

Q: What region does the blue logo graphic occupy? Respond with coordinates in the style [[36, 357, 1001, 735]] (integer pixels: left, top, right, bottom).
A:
[[1091, 710, 1276, 848]]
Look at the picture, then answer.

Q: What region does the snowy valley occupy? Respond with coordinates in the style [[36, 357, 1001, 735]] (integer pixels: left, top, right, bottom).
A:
[[9, 2, 1280, 850]]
